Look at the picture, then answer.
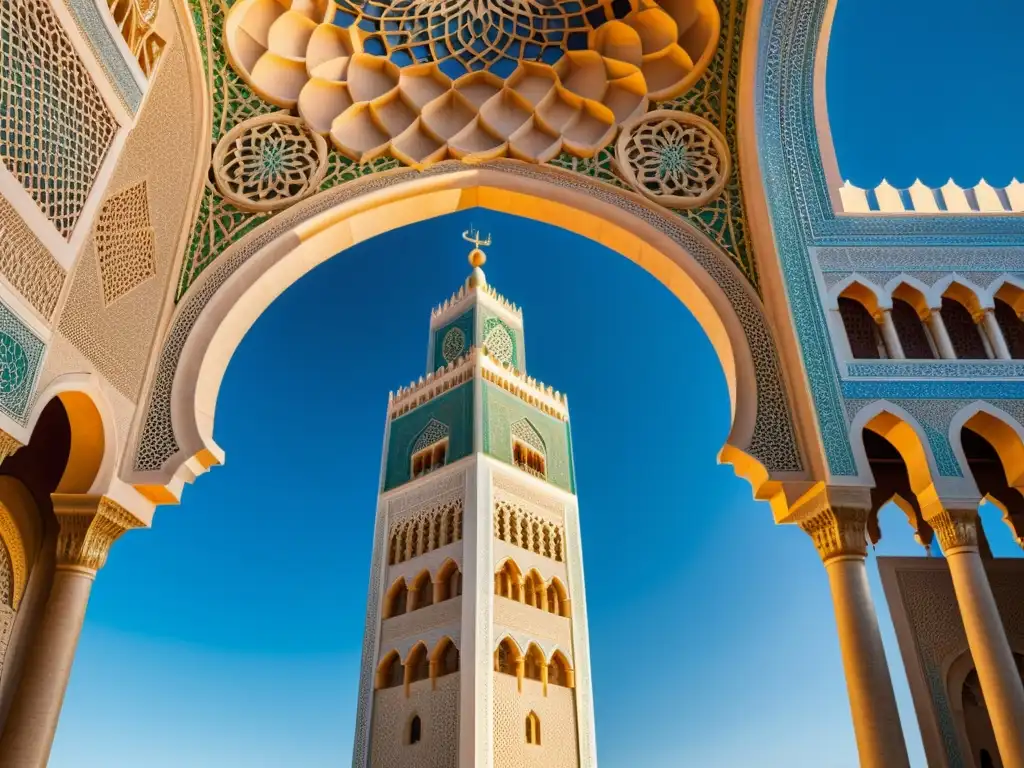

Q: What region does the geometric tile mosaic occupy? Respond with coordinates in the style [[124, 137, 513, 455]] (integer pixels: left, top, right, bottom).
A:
[[95, 181, 156, 305], [0, 194, 66, 319], [0, 299, 45, 423], [0, 0, 119, 239]]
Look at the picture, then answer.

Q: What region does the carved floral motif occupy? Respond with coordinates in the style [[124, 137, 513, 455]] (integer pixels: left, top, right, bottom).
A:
[[615, 110, 729, 208], [212, 114, 329, 211], [223, 0, 720, 164]]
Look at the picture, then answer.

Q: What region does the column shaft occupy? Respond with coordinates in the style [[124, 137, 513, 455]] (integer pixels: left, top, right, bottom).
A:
[[825, 557, 911, 768], [983, 310, 1012, 360], [0, 570, 94, 768], [0, 494, 142, 768], [800, 504, 910, 768], [876, 310, 905, 359], [928, 311, 957, 359], [946, 548, 1024, 766]]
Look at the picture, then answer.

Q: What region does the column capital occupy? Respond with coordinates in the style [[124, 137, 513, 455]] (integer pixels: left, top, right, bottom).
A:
[[799, 505, 871, 563], [51, 494, 145, 573], [871, 308, 890, 325], [971, 308, 991, 324], [0, 428, 23, 463], [929, 506, 979, 554]]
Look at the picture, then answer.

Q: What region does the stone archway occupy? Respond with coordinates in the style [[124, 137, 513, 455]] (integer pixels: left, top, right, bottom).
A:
[[127, 163, 806, 503]]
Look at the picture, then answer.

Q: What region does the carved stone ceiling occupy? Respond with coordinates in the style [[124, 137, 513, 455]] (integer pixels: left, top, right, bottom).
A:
[[178, 0, 754, 297]]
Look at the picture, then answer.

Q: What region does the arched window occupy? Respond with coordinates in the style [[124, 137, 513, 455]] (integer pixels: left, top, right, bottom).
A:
[[524, 571, 545, 609], [376, 652, 404, 689], [411, 571, 433, 610], [941, 297, 988, 359], [494, 638, 519, 675], [549, 651, 573, 688], [511, 419, 547, 478], [408, 714, 422, 745], [525, 712, 541, 745], [494, 561, 521, 601], [995, 298, 1024, 358], [436, 639, 460, 676], [388, 533, 399, 565], [385, 580, 408, 619], [523, 644, 545, 681], [411, 420, 450, 479], [838, 297, 884, 359], [435, 560, 462, 602], [407, 644, 430, 684], [891, 297, 935, 359], [547, 579, 569, 617]]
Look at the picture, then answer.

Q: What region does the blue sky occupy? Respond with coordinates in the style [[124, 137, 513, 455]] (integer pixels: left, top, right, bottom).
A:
[[50, 1, 1023, 766]]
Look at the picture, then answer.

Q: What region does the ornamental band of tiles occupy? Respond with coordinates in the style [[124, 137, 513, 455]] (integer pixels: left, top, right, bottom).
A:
[[0, 0, 1023, 764]]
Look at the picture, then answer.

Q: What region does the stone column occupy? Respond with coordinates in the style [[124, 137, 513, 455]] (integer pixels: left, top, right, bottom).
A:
[[874, 310, 905, 359], [799, 506, 911, 768], [931, 507, 1024, 767], [0, 495, 142, 768], [978, 309, 1012, 360], [927, 309, 957, 359]]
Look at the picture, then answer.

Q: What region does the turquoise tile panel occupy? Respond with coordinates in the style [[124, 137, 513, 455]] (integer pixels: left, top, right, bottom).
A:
[[482, 381, 574, 493], [383, 381, 474, 491]]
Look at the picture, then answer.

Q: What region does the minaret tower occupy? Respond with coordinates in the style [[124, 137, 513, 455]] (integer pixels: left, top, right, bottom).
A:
[[352, 232, 598, 768]]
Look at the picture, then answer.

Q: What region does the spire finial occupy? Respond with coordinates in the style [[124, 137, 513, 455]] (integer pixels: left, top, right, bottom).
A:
[[462, 227, 491, 287]]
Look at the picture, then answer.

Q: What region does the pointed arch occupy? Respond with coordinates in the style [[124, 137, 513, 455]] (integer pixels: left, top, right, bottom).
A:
[[411, 419, 449, 478], [405, 642, 430, 684], [435, 558, 462, 602], [375, 650, 404, 689], [410, 569, 433, 610], [850, 402, 944, 498], [494, 558, 523, 602], [827, 274, 889, 314], [950, 402, 1024, 544], [886, 275, 933, 313], [383, 577, 409, 619], [523, 569, 546, 609], [494, 636, 521, 675], [547, 577, 570, 617], [933, 275, 992, 314], [432, 636, 460, 677], [994, 275, 1024, 314], [548, 650, 574, 688], [523, 642, 546, 681], [950, 402, 1024, 489], [525, 711, 541, 745]]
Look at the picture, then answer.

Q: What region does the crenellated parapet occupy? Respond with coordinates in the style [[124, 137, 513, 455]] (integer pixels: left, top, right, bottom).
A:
[[388, 346, 569, 421], [430, 282, 523, 323], [837, 179, 1024, 215]]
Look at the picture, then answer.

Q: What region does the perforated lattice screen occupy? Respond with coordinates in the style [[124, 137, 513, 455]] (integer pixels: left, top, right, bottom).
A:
[[0, 0, 119, 239]]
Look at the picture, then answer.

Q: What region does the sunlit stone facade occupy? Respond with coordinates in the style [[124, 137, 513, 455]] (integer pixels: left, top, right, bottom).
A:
[[357, 242, 594, 767]]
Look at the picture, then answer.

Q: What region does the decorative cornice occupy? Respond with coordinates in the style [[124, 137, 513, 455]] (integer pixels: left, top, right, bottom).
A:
[[798, 506, 870, 563], [0, 430, 23, 463], [928, 507, 979, 555], [52, 495, 146, 572]]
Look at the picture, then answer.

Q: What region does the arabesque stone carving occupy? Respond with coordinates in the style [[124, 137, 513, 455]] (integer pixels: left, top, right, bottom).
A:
[[615, 110, 729, 208], [223, 0, 720, 164], [213, 113, 329, 211]]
